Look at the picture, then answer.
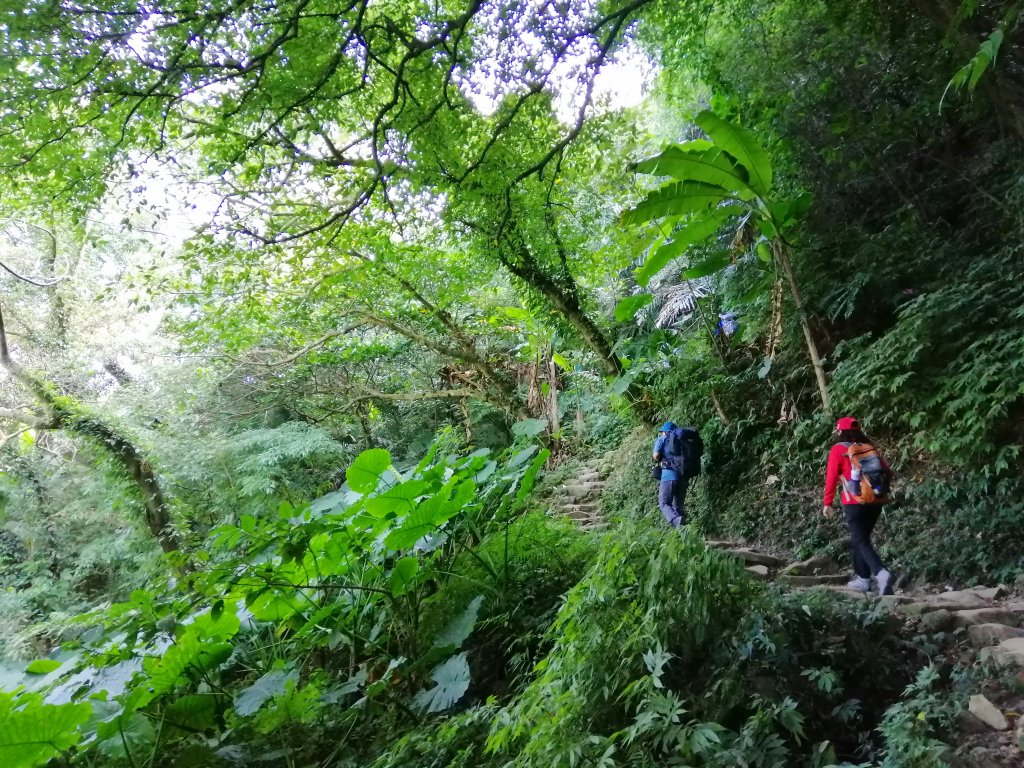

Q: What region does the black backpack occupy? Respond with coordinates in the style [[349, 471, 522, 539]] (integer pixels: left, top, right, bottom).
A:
[[665, 426, 703, 479]]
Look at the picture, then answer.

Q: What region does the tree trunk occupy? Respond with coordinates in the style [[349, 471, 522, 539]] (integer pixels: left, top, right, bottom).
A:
[[499, 240, 623, 377], [0, 303, 180, 553], [357, 404, 375, 450], [774, 242, 832, 416], [547, 356, 560, 451]]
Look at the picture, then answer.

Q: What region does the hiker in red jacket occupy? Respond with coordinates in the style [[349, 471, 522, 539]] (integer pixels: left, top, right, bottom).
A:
[[822, 416, 895, 595]]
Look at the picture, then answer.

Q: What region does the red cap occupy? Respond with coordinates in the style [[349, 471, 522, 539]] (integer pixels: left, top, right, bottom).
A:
[[835, 416, 859, 430]]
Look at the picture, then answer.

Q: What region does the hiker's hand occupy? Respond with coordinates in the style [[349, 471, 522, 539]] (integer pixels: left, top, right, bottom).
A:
[[822, 505, 836, 520]]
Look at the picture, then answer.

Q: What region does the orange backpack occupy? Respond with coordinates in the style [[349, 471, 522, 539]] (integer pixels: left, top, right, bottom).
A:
[[843, 442, 891, 505]]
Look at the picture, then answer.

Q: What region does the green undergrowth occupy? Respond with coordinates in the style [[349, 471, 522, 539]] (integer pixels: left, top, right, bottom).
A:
[[372, 522, 964, 768], [0, 438, 971, 768]]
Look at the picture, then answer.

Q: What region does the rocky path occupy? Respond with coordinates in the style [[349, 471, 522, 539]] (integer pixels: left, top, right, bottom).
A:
[[553, 464, 608, 531], [708, 538, 1024, 766], [552, 467, 1024, 762]]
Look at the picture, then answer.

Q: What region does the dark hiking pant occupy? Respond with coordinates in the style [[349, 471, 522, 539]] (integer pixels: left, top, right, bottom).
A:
[[658, 478, 689, 527], [843, 504, 885, 578]]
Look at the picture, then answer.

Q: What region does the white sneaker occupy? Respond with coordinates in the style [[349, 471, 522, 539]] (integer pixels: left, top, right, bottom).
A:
[[875, 569, 894, 596], [847, 576, 871, 592]]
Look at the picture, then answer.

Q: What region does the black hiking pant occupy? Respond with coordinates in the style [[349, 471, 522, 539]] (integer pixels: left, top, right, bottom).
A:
[[843, 504, 885, 578]]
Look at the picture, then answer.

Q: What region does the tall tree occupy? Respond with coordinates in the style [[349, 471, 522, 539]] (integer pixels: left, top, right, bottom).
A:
[[0, 0, 651, 383]]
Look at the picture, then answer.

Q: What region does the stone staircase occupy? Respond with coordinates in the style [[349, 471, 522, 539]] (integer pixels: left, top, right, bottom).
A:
[[554, 465, 607, 531]]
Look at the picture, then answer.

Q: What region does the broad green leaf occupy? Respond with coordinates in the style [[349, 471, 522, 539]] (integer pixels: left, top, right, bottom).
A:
[[755, 215, 778, 239], [507, 445, 538, 468], [695, 111, 773, 196], [614, 294, 653, 322], [413, 653, 471, 713], [246, 590, 307, 622], [681, 251, 732, 280], [511, 418, 548, 438], [171, 744, 223, 768], [346, 449, 391, 494], [516, 448, 551, 502], [234, 668, 298, 717], [0, 691, 91, 768], [551, 352, 570, 370], [143, 635, 234, 697], [390, 556, 419, 596], [365, 480, 429, 517], [97, 711, 156, 758], [610, 368, 639, 396], [164, 694, 218, 731], [635, 206, 742, 286], [635, 147, 755, 198], [623, 181, 729, 225], [769, 192, 813, 232], [443, 478, 477, 513], [473, 460, 497, 483], [190, 603, 241, 642], [25, 659, 62, 675], [433, 596, 485, 649], [384, 497, 445, 550]]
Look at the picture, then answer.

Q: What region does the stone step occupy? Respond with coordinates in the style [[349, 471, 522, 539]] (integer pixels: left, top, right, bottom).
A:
[[746, 565, 770, 581], [898, 591, 990, 615], [969, 623, 1024, 649], [980, 637, 1024, 667], [562, 502, 599, 511], [778, 573, 849, 587], [968, 585, 1009, 601], [705, 539, 744, 550], [780, 555, 840, 577], [720, 548, 786, 568], [951, 607, 1024, 629], [563, 483, 605, 496], [565, 509, 599, 522], [810, 587, 914, 606]]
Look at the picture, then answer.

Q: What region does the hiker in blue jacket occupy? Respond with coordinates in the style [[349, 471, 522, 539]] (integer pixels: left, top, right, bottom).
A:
[[653, 421, 688, 527]]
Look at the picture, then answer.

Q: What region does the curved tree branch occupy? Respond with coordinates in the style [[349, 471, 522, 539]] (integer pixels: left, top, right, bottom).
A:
[[0, 302, 181, 553]]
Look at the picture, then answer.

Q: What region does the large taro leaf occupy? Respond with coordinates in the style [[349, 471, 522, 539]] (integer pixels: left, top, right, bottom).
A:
[[141, 628, 234, 701], [346, 449, 391, 494], [510, 417, 548, 438], [433, 596, 485, 650], [389, 556, 419, 596], [96, 711, 156, 758], [234, 668, 298, 717], [365, 480, 429, 518], [0, 690, 91, 768], [413, 653, 471, 713], [164, 694, 219, 731], [384, 479, 476, 551]]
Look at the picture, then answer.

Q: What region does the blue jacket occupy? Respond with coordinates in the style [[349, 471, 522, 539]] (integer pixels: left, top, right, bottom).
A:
[[653, 435, 678, 482]]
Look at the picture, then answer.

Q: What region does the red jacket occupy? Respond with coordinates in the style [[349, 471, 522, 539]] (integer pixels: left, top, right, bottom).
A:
[[823, 442, 893, 506]]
